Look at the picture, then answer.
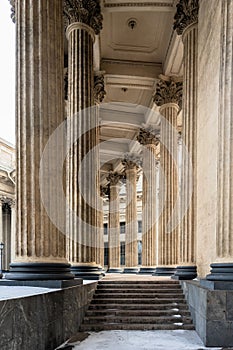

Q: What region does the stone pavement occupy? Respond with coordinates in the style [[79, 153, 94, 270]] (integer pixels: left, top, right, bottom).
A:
[[0, 285, 58, 300], [58, 330, 222, 350]]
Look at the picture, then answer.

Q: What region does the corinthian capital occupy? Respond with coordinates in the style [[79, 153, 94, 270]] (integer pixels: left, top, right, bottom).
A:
[[107, 172, 122, 186], [122, 153, 142, 170], [9, 0, 15, 23], [63, 0, 103, 34], [153, 76, 183, 107], [174, 0, 199, 35], [94, 73, 106, 104], [137, 127, 160, 146]]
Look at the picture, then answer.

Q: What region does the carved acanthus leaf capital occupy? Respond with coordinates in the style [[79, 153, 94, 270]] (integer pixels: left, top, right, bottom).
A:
[[107, 172, 122, 186], [63, 0, 103, 34], [122, 153, 142, 170], [174, 0, 199, 35], [100, 185, 109, 198], [9, 0, 15, 23], [137, 127, 160, 146], [94, 73, 106, 104], [153, 76, 183, 107]]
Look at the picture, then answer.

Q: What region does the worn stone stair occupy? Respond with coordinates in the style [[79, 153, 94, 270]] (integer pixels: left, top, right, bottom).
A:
[[80, 279, 194, 331]]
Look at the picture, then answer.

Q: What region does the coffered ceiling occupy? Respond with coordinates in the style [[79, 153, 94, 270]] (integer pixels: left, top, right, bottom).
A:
[[97, 0, 183, 181]]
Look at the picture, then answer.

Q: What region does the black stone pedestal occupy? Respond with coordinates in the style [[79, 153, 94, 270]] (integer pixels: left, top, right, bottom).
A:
[[202, 263, 233, 289], [71, 264, 104, 280], [107, 268, 123, 273], [153, 267, 176, 276], [0, 278, 82, 289], [123, 267, 139, 274], [137, 267, 156, 274], [6, 262, 74, 281], [172, 265, 197, 280]]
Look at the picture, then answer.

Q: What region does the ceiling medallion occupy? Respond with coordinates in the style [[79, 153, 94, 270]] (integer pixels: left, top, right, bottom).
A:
[[127, 18, 138, 30]]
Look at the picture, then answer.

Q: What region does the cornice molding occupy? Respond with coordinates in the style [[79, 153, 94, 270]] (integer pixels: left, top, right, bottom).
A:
[[63, 0, 103, 35], [174, 0, 199, 35]]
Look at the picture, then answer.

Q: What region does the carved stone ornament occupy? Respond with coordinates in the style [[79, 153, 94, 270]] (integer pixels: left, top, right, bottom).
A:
[[137, 127, 160, 146], [122, 153, 142, 170], [153, 77, 183, 107], [174, 0, 199, 35], [107, 172, 122, 186], [94, 74, 106, 104], [9, 0, 15, 23], [63, 0, 103, 34], [100, 185, 110, 198]]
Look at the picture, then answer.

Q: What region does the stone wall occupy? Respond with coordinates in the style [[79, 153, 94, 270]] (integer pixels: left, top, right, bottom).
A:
[[196, 0, 222, 277], [0, 282, 97, 350], [181, 280, 233, 347]]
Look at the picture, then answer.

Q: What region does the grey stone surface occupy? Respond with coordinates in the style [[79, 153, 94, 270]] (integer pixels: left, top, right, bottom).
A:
[[0, 278, 83, 289], [0, 281, 98, 350], [180, 280, 233, 347], [201, 279, 233, 290]]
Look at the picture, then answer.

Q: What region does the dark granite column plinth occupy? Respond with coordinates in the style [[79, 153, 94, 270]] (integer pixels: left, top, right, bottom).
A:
[[71, 264, 104, 280], [138, 267, 156, 274], [200, 263, 233, 290], [153, 267, 176, 276], [123, 267, 139, 274], [172, 266, 197, 280], [107, 268, 123, 273], [6, 262, 74, 280]]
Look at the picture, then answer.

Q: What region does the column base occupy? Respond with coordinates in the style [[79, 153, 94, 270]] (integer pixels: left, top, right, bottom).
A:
[[206, 263, 233, 281], [153, 267, 176, 276], [107, 268, 123, 273], [123, 267, 139, 274], [137, 267, 156, 274], [71, 264, 104, 280], [6, 262, 74, 280], [172, 266, 197, 280]]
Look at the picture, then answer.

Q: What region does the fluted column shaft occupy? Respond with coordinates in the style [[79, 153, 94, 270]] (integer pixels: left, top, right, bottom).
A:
[[0, 199, 3, 243], [137, 129, 159, 268], [15, 0, 66, 263], [159, 103, 180, 266], [10, 201, 16, 263], [180, 23, 198, 265], [174, 1, 198, 266], [108, 175, 121, 269], [125, 166, 138, 267], [216, 0, 233, 260]]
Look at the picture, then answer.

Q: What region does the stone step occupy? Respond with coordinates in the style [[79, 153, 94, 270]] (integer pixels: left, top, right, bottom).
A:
[[97, 284, 181, 289], [86, 309, 191, 317], [80, 323, 195, 332], [83, 315, 193, 325], [99, 280, 179, 285], [96, 288, 183, 294], [92, 294, 184, 304], [89, 303, 189, 311]]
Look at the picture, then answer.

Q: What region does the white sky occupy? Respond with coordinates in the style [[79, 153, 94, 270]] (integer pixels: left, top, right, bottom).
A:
[[0, 1, 15, 145]]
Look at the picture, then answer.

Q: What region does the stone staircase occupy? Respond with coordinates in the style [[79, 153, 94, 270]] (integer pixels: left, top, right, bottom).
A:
[[80, 279, 195, 331]]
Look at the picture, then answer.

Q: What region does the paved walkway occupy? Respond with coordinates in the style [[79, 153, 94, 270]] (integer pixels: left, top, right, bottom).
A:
[[60, 330, 221, 350]]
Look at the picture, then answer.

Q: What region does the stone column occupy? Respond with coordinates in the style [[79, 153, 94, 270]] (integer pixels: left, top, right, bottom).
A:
[[94, 73, 106, 270], [107, 172, 122, 273], [153, 76, 182, 276], [10, 199, 16, 264], [122, 154, 140, 273], [205, 1, 233, 282], [64, 1, 103, 279], [0, 197, 3, 243], [137, 128, 159, 274], [173, 0, 199, 280], [7, 0, 73, 280]]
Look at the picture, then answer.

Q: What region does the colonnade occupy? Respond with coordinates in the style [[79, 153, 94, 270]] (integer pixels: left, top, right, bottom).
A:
[[8, 0, 233, 282]]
